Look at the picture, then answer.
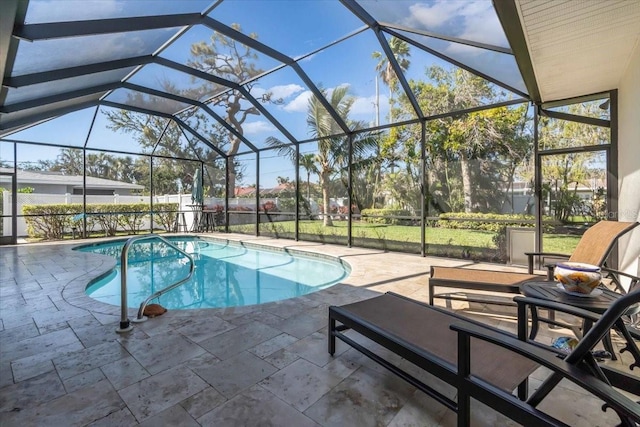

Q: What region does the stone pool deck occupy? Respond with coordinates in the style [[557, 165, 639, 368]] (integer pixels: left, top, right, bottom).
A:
[[0, 234, 635, 426]]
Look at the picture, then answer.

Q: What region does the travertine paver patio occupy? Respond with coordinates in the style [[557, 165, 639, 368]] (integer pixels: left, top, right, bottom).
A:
[[0, 234, 634, 426]]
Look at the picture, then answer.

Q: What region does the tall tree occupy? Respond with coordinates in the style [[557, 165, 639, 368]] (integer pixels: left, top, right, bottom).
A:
[[538, 102, 608, 221], [105, 24, 267, 198], [392, 66, 533, 213], [52, 149, 84, 175], [372, 37, 411, 192], [372, 37, 411, 99], [305, 87, 378, 225], [187, 24, 266, 197]]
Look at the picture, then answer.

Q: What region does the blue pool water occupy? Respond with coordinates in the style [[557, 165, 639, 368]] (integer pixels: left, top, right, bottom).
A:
[[76, 237, 350, 310]]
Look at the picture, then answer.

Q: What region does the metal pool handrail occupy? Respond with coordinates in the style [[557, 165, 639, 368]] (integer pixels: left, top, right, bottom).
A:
[[116, 234, 195, 333]]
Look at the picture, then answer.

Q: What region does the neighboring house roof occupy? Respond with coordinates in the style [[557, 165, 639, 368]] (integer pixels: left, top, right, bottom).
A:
[[0, 168, 144, 190], [234, 187, 256, 197], [234, 184, 295, 197]]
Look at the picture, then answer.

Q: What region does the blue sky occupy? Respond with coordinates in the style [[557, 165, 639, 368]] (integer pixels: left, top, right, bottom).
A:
[[5, 0, 523, 188]]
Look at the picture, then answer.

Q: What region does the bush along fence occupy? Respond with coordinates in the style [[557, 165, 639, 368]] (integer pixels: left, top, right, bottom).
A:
[[22, 202, 178, 240], [360, 208, 412, 225], [437, 212, 535, 261], [358, 211, 545, 262]]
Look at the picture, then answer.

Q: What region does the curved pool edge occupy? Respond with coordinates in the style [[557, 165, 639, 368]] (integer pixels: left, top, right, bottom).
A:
[[66, 234, 353, 314], [196, 236, 353, 276], [73, 235, 352, 275]]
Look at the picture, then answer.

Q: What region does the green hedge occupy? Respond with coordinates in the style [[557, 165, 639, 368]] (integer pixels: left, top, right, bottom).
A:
[[435, 212, 557, 261], [152, 203, 179, 232], [23, 204, 80, 240], [361, 208, 412, 225], [22, 202, 178, 240], [436, 212, 536, 232]]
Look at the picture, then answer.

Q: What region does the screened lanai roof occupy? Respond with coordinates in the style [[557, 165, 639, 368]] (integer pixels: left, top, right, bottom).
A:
[[1, 0, 639, 160]]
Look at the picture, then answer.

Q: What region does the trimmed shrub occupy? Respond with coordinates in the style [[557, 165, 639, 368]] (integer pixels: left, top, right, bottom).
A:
[[361, 208, 412, 225], [436, 212, 555, 262], [152, 203, 179, 231], [22, 202, 178, 239], [436, 212, 536, 232], [23, 204, 82, 240]]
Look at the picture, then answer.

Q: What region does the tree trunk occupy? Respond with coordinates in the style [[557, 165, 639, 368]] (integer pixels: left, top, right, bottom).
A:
[[228, 169, 236, 200], [226, 135, 242, 200], [460, 152, 474, 213], [320, 169, 333, 226]]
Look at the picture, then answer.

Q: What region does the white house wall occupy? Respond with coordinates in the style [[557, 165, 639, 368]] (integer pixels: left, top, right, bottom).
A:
[[618, 40, 640, 280], [22, 183, 68, 194]]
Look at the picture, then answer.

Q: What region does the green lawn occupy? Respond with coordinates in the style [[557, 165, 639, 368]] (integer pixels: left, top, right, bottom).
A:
[[231, 219, 581, 255]]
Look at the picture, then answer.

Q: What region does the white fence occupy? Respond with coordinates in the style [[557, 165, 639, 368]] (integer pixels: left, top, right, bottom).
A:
[[2, 192, 209, 237], [1, 191, 318, 237], [1, 191, 298, 237]]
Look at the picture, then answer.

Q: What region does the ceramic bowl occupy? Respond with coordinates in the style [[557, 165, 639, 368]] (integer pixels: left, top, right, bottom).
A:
[[554, 262, 601, 294]]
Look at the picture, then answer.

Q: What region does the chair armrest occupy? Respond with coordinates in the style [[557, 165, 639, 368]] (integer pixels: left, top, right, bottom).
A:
[[524, 252, 570, 258], [601, 267, 640, 281], [513, 296, 602, 323], [525, 252, 569, 274], [450, 322, 640, 422], [600, 267, 640, 294]]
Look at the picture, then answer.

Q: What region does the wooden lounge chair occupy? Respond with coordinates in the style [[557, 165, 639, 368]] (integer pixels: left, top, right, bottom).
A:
[[429, 220, 639, 306], [329, 291, 640, 426]]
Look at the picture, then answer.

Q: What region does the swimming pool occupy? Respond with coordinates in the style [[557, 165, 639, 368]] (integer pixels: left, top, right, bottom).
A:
[[76, 237, 350, 310]]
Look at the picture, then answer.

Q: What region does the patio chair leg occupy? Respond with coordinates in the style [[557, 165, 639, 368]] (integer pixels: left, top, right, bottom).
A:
[[614, 319, 640, 367], [457, 333, 471, 427], [548, 308, 557, 328], [603, 331, 617, 361], [584, 319, 618, 361], [329, 316, 336, 355], [517, 380, 528, 401], [529, 306, 540, 340]]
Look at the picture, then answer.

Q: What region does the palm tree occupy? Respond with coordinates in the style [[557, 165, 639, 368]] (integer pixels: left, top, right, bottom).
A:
[[299, 153, 317, 203], [267, 86, 378, 226], [372, 37, 411, 106], [372, 37, 411, 182]]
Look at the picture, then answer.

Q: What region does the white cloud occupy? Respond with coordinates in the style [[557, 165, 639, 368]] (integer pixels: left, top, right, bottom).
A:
[[456, 3, 506, 47], [283, 85, 392, 125], [297, 52, 318, 62], [325, 83, 351, 99], [444, 41, 482, 57], [407, 1, 507, 48], [16, 30, 155, 74], [350, 94, 389, 117], [407, 1, 462, 30], [284, 90, 313, 112], [250, 84, 304, 105], [283, 84, 352, 113], [268, 84, 305, 100], [243, 120, 275, 135]]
